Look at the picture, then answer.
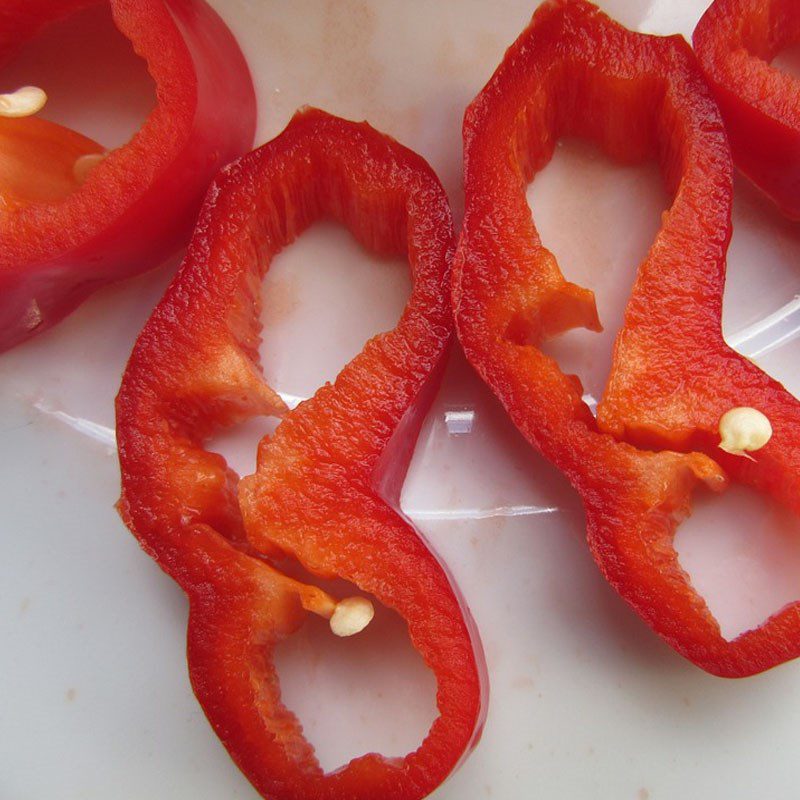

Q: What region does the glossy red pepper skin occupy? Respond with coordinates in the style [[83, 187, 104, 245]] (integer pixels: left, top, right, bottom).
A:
[[117, 108, 485, 800], [694, 0, 800, 219], [454, 0, 800, 677], [0, 0, 256, 352]]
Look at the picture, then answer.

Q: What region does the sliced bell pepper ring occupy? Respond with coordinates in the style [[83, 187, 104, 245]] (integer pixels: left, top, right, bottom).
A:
[[0, 0, 255, 352], [116, 108, 485, 799], [454, 0, 800, 677], [693, 0, 800, 219]]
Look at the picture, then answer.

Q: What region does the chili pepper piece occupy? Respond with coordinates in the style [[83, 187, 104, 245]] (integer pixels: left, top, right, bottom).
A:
[[0, 115, 102, 208], [117, 108, 485, 800], [0, 0, 256, 351], [693, 0, 800, 219], [455, 0, 800, 677]]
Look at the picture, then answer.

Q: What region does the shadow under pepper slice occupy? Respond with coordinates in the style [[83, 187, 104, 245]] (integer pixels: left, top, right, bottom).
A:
[[693, 0, 800, 219], [0, 0, 256, 352], [116, 108, 485, 800], [454, 0, 800, 677]]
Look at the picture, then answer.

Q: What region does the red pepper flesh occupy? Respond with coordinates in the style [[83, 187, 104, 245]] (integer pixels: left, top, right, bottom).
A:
[[454, 0, 800, 677], [0, 0, 255, 351], [694, 0, 800, 219], [117, 108, 485, 799]]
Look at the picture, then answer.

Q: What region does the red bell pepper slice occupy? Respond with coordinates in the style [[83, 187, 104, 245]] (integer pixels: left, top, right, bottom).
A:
[[0, 0, 255, 352], [694, 0, 800, 219], [116, 108, 485, 799], [454, 0, 800, 677]]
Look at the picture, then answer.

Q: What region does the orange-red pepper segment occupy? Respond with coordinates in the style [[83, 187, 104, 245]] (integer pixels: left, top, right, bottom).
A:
[[454, 0, 800, 677], [116, 108, 485, 800], [0, 0, 256, 352], [694, 0, 800, 219]]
